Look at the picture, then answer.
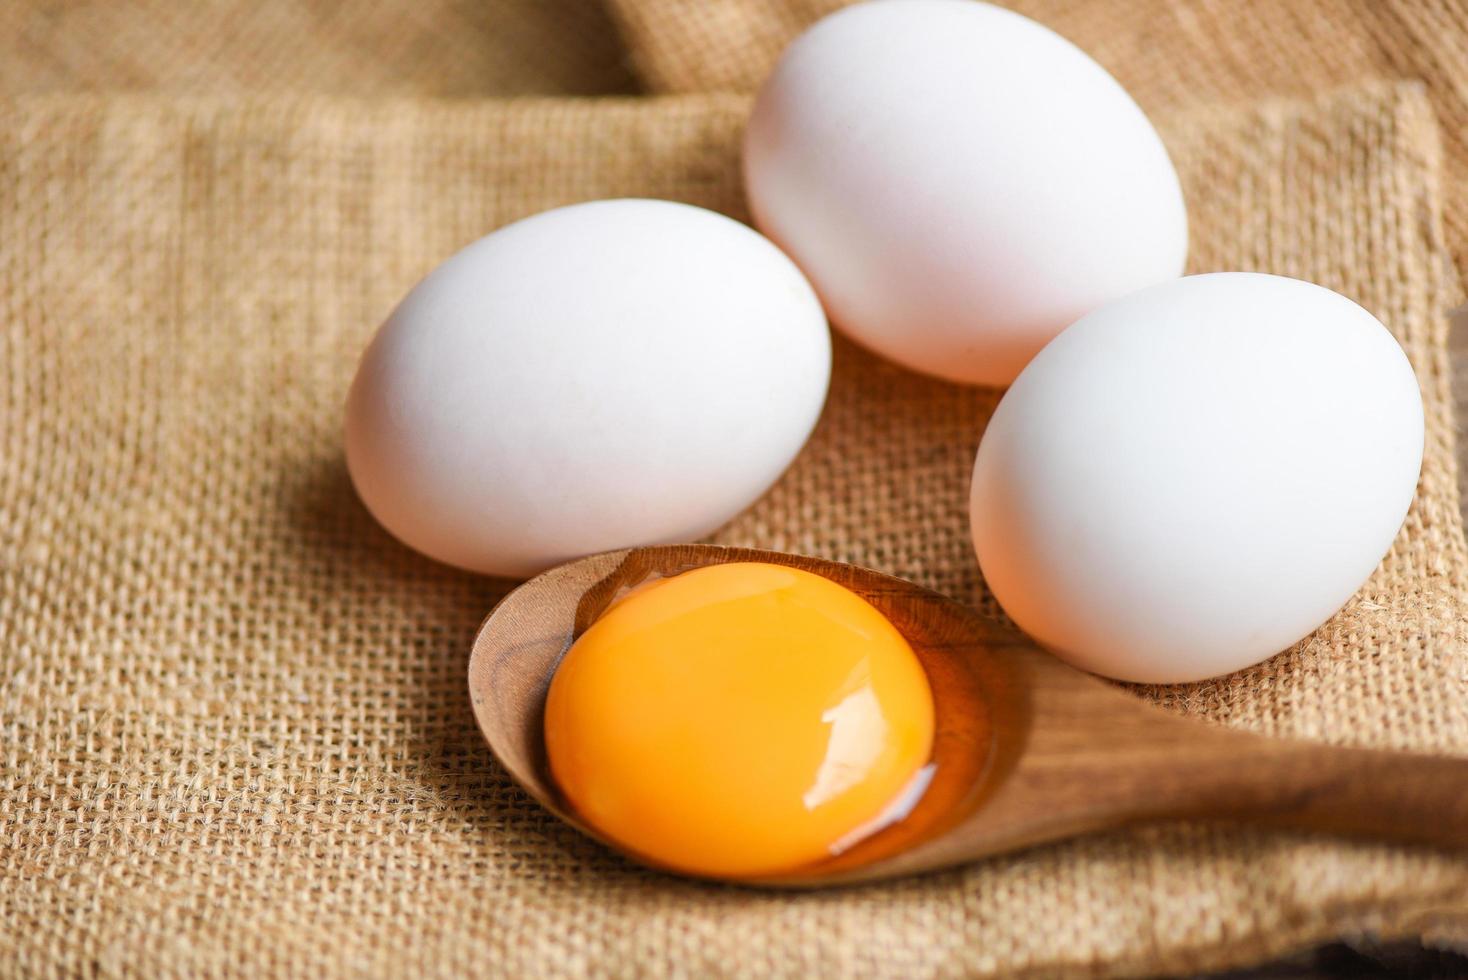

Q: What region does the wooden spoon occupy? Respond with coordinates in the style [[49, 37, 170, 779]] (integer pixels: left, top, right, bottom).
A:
[[467, 544, 1468, 886]]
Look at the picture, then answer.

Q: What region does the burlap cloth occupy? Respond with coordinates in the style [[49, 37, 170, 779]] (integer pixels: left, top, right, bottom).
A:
[[0, 0, 635, 98], [8, 0, 1468, 283], [2, 77, 1467, 976]]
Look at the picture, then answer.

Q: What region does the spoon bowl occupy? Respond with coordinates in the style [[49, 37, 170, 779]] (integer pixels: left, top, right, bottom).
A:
[[468, 545, 1468, 886]]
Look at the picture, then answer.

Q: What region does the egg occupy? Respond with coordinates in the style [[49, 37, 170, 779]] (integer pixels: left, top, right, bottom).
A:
[[345, 199, 831, 578], [544, 562, 935, 878], [970, 273, 1424, 684], [743, 0, 1187, 387]]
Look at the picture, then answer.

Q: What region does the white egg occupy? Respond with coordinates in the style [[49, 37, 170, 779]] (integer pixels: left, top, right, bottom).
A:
[[970, 273, 1424, 684], [345, 199, 831, 578], [744, 0, 1187, 387]]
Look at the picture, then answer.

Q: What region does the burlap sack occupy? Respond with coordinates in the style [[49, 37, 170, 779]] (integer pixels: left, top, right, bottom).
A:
[[604, 0, 1468, 292], [3, 83, 1466, 976], [0, 0, 635, 97]]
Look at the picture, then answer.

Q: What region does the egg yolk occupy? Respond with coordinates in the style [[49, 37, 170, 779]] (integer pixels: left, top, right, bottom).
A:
[[543, 561, 935, 878]]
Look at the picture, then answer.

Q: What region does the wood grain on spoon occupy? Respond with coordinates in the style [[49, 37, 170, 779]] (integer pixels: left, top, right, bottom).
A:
[[467, 545, 1468, 886]]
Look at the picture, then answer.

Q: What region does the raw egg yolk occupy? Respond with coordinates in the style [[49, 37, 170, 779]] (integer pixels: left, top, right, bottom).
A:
[[543, 561, 935, 878]]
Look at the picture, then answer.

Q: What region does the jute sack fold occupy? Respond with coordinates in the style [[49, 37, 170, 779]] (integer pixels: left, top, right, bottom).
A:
[[0, 0, 635, 98], [2, 84, 1466, 978], [603, 0, 1468, 291]]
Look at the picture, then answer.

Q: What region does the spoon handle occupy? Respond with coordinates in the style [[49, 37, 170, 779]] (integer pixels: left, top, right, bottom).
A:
[[1201, 741, 1468, 848]]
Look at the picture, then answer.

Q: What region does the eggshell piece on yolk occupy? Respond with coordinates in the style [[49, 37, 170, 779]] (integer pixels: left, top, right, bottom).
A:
[[543, 562, 936, 879]]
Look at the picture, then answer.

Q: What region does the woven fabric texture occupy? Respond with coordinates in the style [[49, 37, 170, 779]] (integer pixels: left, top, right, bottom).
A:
[[604, 0, 1468, 290], [2, 82, 1465, 977], [0, 0, 636, 97]]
